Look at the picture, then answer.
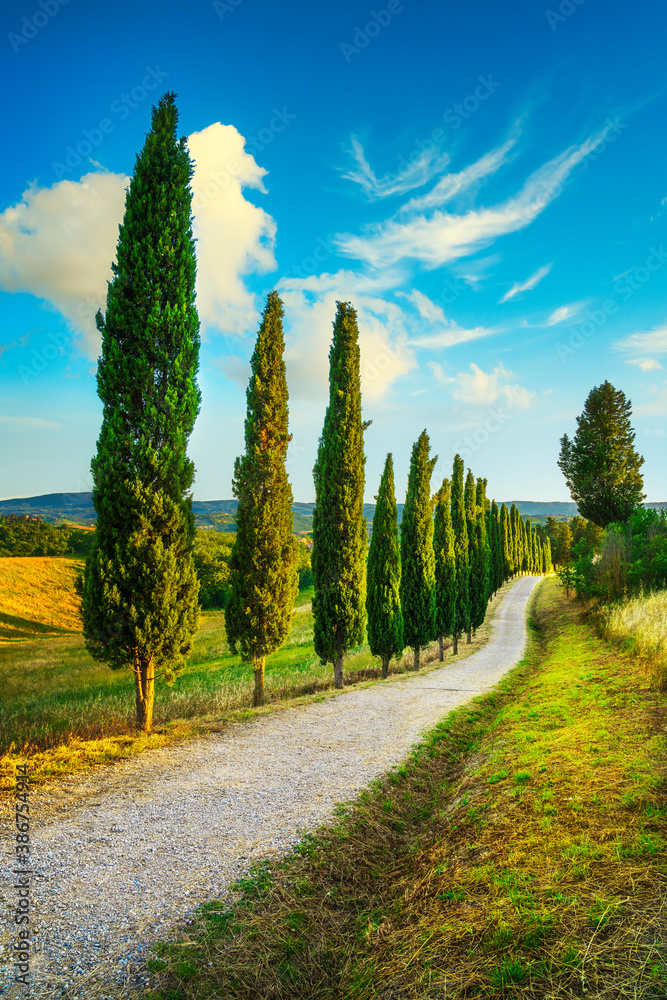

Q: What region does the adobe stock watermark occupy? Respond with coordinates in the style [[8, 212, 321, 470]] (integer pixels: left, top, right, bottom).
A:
[[515, 117, 627, 227], [8, 0, 70, 54], [18, 298, 99, 384], [340, 0, 414, 63], [545, 0, 587, 31], [213, 0, 244, 21], [375, 75, 501, 187], [191, 107, 295, 212], [556, 245, 667, 363], [51, 65, 169, 180], [281, 235, 336, 281], [451, 406, 513, 464]]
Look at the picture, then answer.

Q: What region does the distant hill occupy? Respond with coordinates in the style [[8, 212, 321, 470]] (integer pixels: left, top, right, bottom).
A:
[[3, 494, 665, 532]]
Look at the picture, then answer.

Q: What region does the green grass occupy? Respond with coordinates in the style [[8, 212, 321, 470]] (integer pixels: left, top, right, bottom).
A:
[[1, 578, 509, 791], [598, 589, 667, 688], [143, 577, 667, 1000]]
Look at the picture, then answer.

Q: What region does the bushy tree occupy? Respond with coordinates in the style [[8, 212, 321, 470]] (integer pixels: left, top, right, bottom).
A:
[[558, 380, 645, 527], [82, 93, 200, 734], [401, 431, 437, 669], [367, 454, 404, 677], [225, 291, 299, 707], [312, 301, 368, 688], [434, 478, 457, 661]]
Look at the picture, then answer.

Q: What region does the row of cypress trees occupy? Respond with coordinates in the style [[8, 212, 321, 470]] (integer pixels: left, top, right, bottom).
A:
[[82, 93, 552, 730], [309, 297, 553, 687], [365, 440, 554, 678]]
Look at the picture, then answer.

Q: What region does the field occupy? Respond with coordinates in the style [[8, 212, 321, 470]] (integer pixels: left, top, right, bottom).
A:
[[0, 557, 83, 640], [146, 577, 667, 1000], [0, 557, 503, 791]]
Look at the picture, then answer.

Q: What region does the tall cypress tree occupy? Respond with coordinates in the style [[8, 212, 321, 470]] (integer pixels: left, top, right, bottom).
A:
[[490, 500, 503, 593], [463, 469, 477, 642], [500, 503, 512, 581], [470, 478, 491, 631], [401, 430, 437, 670], [312, 301, 368, 689], [82, 93, 200, 734], [511, 504, 523, 576], [367, 454, 404, 678], [225, 291, 298, 707], [451, 453, 470, 654], [434, 478, 457, 661]]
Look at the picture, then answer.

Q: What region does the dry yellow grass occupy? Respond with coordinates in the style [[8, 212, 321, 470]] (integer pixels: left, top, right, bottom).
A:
[[599, 589, 667, 687], [0, 556, 83, 641]]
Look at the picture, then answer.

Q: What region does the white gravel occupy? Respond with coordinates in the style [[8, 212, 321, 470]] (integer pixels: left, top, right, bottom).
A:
[[0, 575, 540, 999]]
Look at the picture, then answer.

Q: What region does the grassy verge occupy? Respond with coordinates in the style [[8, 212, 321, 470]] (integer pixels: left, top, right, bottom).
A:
[[145, 577, 667, 1000], [0, 576, 513, 793], [597, 589, 667, 689]]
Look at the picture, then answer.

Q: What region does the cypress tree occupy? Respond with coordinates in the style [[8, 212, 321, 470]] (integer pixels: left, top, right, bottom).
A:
[[470, 478, 491, 631], [82, 93, 200, 734], [434, 477, 457, 661], [523, 518, 531, 573], [511, 504, 523, 576], [312, 301, 368, 689], [401, 431, 437, 670], [451, 454, 470, 654], [501, 503, 512, 581], [490, 500, 503, 593], [463, 470, 477, 642], [367, 454, 404, 678], [225, 291, 299, 707]]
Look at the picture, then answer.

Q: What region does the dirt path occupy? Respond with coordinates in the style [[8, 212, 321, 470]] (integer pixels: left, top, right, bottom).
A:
[[0, 576, 541, 999]]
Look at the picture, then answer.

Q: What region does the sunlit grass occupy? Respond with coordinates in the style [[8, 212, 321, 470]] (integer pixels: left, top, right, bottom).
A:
[[0, 556, 83, 639], [598, 589, 667, 688]]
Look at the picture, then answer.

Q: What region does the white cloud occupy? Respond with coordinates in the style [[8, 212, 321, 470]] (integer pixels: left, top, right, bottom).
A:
[[0, 122, 277, 358], [626, 358, 663, 372], [189, 122, 276, 338], [276, 270, 417, 402], [0, 415, 62, 430], [340, 135, 450, 200], [452, 363, 535, 410], [545, 303, 582, 326], [335, 124, 612, 270], [613, 324, 667, 356], [0, 171, 127, 356], [500, 263, 552, 303], [635, 380, 667, 417]]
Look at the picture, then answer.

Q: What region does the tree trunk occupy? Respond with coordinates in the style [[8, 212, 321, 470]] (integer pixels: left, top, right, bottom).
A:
[[413, 645, 420, 671], [438, 633, 444, 661], [134, 654, 155, 734], [253, 655, 266, 707], [453, 631, 459, 655], [333, 629, 344, 689], [381, 654, 389, 679], [467, 626, 472, 644]]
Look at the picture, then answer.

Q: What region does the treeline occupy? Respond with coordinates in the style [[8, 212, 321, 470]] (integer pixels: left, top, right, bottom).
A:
[[560, 507, 667, 601], [365, 440, 553, 679], [0, 516, 94, 558]]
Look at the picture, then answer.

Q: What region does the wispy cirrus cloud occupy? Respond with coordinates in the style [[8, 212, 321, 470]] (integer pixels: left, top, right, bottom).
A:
[[613, 323, 667, 356], [544, 302, 583, 326], [500, 262, 552, 303], [335, 124, 613, 270], [340, 135, 450, 200], [399, 136, 518, 215]]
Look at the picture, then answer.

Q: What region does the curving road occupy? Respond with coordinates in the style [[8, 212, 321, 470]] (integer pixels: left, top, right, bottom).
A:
[[0, 575, 541, 1000]]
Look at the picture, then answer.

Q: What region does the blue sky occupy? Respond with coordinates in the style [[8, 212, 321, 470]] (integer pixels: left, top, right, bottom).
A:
[[1, 0, 666, 504]]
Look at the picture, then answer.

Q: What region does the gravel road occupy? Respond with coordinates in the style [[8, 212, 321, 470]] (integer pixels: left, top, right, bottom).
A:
[[0, 575, 541, 999]]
